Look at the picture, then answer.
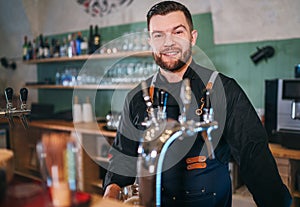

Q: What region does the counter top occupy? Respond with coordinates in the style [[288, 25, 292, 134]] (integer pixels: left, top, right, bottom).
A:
[[269, 143, 300, 160]]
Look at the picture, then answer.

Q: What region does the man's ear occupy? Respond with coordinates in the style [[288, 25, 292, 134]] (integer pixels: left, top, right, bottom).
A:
[[191, 30, 198, 46]]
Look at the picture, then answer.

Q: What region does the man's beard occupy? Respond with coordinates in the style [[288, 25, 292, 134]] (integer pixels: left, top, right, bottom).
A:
[[153, 45, 192, 72]]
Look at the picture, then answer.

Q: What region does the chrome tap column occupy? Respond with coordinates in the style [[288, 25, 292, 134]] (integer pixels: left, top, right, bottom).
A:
[[0, 87, 31, 128], [137, 79, 218, 207]]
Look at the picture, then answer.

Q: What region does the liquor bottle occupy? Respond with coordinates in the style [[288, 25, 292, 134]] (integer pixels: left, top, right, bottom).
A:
[[80, 36, 88, 55], [43, 37, 50, 58], [22, 36, 28, 60], [38, 34, 44, 59], [88, 25, 93, 54], [60, 37, 67, 57], [76, 32, 83, 55], [93, 25, 101, 53], [67, 34, 73, 58], [27, 40, 33, 60], [32, 38, 37, 59], [52, 38, 60, 58], [71, 33, 77, 56]]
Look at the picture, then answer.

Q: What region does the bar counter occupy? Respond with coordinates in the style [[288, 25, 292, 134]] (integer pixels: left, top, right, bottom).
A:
[[0, 175, 131, 207]]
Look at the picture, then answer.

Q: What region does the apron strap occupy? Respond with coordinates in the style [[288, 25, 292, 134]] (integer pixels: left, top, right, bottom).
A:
[[206, 71, 219, 90]]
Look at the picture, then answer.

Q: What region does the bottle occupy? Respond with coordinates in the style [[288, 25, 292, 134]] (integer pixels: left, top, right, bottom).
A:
[[33, 37, 38, 59], [67, 34, 73, 58], [60, 37, 67, 57], [64, 138, 78, 192], [38, 34, 44, 59], [43, 37, 50, 58], [82, 96, 93, 123], [73, 96, 82, 123], [76, 32, 83, 55], [80, 36, 88, 55], [88, 25, 93, 54], [71, 33, 77, 56], [55, 71, 61, 85], [22, 36, 28, 60], [93, 25, 101, 53], [27, 40, 33, 60]]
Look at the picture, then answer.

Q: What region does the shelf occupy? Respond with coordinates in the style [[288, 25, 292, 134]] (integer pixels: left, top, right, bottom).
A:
[[29, 120, 117, 137], [24, 51, 152, 64], [25, 83, 138, 90]]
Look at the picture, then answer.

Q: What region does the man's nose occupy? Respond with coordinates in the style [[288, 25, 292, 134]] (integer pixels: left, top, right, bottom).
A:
[[163, 33, 175, 46]]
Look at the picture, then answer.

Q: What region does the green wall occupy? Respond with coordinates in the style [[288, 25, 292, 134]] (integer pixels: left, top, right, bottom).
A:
[[193, 14, 300, 108], [37, 13, 300, 117]]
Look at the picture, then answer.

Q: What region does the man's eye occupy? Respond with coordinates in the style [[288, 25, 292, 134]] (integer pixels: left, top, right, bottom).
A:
[[153, 33, 163, 39], [174, 30, 183, 35]]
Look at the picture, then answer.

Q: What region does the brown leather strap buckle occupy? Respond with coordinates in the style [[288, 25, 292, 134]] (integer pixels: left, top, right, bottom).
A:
[[186, 156, 207, 170], [186, 156, 206, 164], [187, 162, 207, 170]]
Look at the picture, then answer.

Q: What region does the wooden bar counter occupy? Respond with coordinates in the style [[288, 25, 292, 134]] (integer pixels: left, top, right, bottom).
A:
[[269, 143, 300, 207]]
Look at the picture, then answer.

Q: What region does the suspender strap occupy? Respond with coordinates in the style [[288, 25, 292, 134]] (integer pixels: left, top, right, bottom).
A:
[[206, 71, 219, 90]]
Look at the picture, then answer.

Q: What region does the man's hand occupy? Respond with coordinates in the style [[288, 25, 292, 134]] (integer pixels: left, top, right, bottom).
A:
[[103, 184, 122, 200]]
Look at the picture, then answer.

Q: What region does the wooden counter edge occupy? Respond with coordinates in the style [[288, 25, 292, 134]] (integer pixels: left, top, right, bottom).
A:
[[269, 143, 300, 160]]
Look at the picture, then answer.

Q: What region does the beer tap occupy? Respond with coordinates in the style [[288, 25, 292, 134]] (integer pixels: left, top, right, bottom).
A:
[[138, 78, 218, 207], [201, 88, 216, 159], [19, 88, 29, 128], [157, 89, 168, 121], [4, 87, 15, 127], [141, 81, 158, 128], [0, 87, 31, 128]]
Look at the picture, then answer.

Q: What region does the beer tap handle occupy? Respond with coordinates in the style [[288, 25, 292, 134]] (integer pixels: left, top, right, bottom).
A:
[[179, 78, 191, 123], [158, 89, 168, 120], [203, 89, 214, 123], [205, 89, 211, 110], [20, 88, 28, 110], [5, 87, 13, 109], [4, 87, 14, 127], [159, 90, 165, 108], [141, 81, 158, 126], [19, 88, 29, 129]]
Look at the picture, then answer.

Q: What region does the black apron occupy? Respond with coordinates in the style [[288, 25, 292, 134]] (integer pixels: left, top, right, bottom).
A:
[[151, 71, 232, 207]]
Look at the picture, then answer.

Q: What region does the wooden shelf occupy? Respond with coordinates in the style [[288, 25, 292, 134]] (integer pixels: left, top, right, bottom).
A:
[[25, 83, 138, 90], [29, 120, 117, 137], [24, 51, 152, 64]]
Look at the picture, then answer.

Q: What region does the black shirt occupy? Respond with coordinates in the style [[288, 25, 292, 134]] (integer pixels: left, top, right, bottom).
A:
[[104, 60, 292, 207]]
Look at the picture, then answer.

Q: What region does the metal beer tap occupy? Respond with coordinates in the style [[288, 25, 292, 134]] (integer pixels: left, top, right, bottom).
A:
[[19, 88, 30, 128], [138, 79, 218, 207], [0, 87, 31, 128]]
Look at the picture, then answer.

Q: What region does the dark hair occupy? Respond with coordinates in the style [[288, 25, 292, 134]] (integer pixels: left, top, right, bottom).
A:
[[147, 1, 194, 31]]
